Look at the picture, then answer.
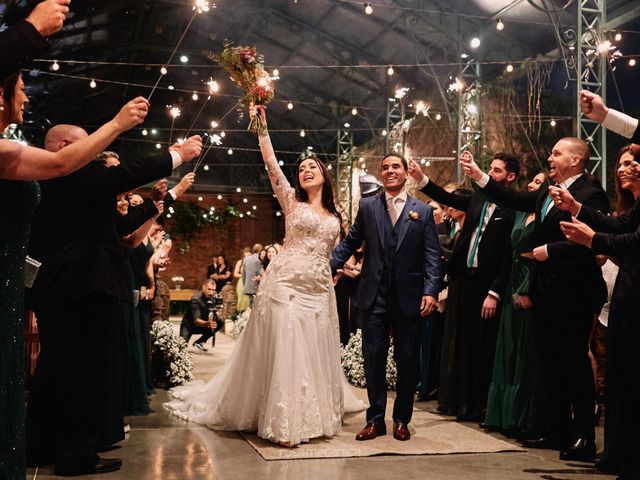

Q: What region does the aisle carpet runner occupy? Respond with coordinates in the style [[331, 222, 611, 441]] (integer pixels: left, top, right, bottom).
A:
[[241, 400, 524, 460]]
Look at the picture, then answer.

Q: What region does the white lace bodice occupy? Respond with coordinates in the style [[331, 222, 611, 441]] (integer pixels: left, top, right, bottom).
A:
[[259, 133, 340, 261]]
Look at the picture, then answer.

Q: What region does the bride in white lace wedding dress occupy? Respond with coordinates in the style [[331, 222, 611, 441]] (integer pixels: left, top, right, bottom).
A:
[[165, 106, 364, 446]]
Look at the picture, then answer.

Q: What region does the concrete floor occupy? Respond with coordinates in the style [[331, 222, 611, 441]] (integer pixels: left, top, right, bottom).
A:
[[28, 323, 615, 480]]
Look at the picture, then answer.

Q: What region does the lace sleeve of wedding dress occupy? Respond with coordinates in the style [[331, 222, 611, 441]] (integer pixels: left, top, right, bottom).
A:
[[258, 132, 295, 213]]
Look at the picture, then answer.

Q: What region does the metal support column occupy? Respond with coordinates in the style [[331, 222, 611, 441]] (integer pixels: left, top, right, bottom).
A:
[[456, 60, 482, 182], [385, 97, 404, 156], [335, 129, 355, 224], [577, 0, 607, 188]]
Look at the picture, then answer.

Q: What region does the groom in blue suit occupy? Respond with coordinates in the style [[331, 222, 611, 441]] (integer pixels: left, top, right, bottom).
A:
[[332, 154, 441, 441]]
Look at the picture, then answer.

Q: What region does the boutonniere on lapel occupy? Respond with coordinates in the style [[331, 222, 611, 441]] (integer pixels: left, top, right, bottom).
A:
[[407, 210, 420, 221]]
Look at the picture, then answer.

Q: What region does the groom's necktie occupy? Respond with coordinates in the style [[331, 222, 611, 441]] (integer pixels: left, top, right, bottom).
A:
[[388, 196, 403, 226]]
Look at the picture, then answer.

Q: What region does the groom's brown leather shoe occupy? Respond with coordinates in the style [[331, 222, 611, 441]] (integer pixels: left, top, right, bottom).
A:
[[393, 422, 411, 441], [355, 422, 386, 441]]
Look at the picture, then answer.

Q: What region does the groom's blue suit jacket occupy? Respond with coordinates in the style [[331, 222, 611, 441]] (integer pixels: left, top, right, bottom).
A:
[[331, 193, 441, 317]]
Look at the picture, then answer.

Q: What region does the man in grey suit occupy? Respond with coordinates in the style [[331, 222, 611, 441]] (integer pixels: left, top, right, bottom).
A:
[[242, 243, 263, 304]]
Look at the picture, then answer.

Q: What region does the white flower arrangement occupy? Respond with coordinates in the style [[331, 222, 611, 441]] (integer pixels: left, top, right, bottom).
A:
[[171, 275, 184, 283], [341, 329, 397, 390], [229, 308, 251, 340], [150, 320, 194, 386]]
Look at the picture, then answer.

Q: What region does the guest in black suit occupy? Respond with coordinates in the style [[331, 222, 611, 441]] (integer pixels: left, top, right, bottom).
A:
[[553, 143, 640, 478], [461, 137, 609, 461], [25, 124, 202, 476], [408, 154, 517, 421]]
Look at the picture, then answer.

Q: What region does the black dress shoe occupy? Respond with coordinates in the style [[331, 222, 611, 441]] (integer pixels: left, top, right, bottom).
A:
[[479, 422, 499, 432], [521, 436, 556, 449], [559, 438, 596, 462], [55, 457, 123, 476]]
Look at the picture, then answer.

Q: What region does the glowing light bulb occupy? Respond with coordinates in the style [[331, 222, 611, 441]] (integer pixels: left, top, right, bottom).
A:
[[381, 129, 388, 136], [51, 60, 60, 71], [203, 165, 210, 171], [217, 194, 222, 200], [364, 3, 373, 15], [630, 58, 637, 67], [155, 143, 162, 149], [614, 32, 622, 42], [506, 64, 514, 73], [160, 66, 168, 75], [496, 19, 504, 31], [141, 129, 148, 136], [243, 198, 248, 203], [210, 120, 219, 128], [272, 69, 279, 77], [192, 92, 198, 101], [89, 79, 97, 88], [300, 129, 306, 137], [470, 37, 481, 49], [168, 85, 174, 90], [344, 122, 351, 128], [550, 119, 557, 127], [207, 79, 220, 93], [227, 148, 233, 155], [435, 113, 442, 120], [220, 131, 226, 137], [236, 187, 242, 193], [151, 129, 158, 135], [197, 196, 203, 201], [180, 55, 189, 63], [351, 108, 358, 115], [387, 65, 394, 76]]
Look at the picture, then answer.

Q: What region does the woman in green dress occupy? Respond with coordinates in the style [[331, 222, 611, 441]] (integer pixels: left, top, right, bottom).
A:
[[484, 172, 550, 437]]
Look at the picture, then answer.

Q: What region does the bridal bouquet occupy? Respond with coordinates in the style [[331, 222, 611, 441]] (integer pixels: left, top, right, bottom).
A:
[[205, 43, 275, 134]]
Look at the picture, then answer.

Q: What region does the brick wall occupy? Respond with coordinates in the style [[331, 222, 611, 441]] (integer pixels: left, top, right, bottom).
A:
[[152, 191, 285, 290]]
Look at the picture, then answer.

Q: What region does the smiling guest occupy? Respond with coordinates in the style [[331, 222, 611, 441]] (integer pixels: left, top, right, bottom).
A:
[[407, 153, 518, 423], [460, 139, 609, 462]]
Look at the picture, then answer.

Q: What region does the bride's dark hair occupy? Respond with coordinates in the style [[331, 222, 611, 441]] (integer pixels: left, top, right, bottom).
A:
[[293, 156, 343, 226]]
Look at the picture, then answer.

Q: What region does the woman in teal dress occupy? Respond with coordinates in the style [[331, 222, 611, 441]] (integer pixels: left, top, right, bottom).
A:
[[484, 172, 550, 437], [0, 70, 147, 478]]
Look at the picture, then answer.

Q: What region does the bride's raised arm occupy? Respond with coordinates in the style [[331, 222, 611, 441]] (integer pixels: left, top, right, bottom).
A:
[[250, 105, 295, 215]]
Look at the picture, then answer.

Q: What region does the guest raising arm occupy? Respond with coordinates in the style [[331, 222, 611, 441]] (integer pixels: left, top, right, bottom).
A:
[[0, 74, 149, 180]]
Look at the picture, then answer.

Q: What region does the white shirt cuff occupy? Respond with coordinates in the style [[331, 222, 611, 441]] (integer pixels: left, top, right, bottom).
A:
[[476, 173, 490, 188], [170, 150, 183, 170], [417, 176, 429, 189], [168, 190, 177, 200], [543, 244, 549, 258], [602, 109, 639, 139], [488, 290, 501, 301]]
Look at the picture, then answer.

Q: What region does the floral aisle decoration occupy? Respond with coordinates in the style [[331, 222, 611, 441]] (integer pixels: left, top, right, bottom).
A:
[[150, 320, 194, 387], [341, 329, 397, 390], [229, 308, 251, 340], [204, 43, 276, 134]]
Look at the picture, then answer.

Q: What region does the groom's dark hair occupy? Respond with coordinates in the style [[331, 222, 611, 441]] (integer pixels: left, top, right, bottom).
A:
[[381, 153, 408, 171]]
